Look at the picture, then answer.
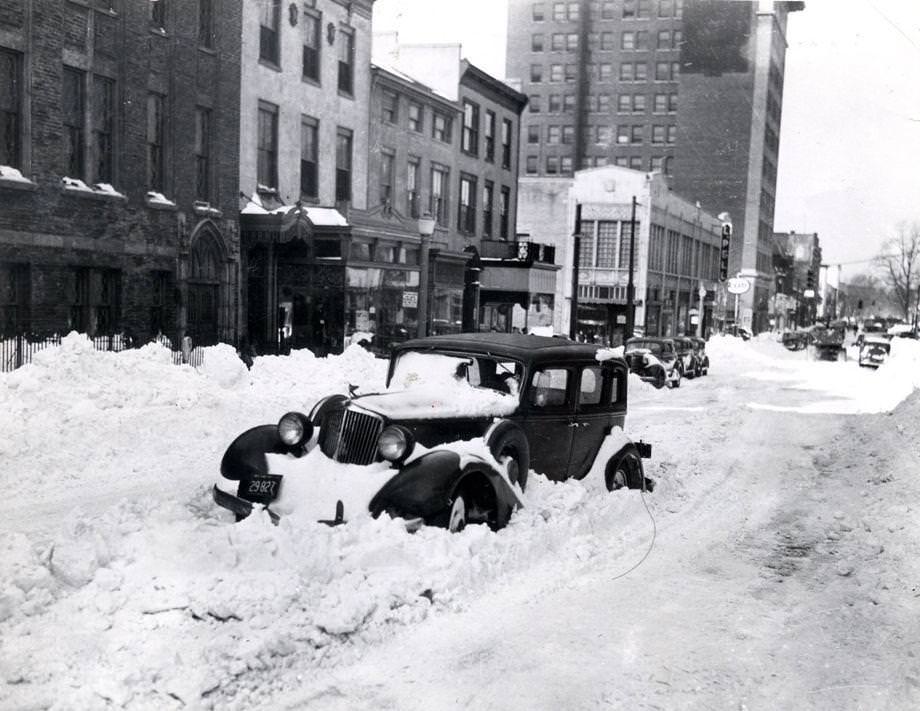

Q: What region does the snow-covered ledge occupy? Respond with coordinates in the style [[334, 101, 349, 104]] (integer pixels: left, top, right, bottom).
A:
[[192, 200, 223, 218], [60, 177, 127, 201], [145, 191, 178, 211], [0, 165, 37, 191]]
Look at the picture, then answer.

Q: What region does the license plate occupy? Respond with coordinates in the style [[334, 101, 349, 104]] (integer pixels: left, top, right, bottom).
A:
[[240, 474, 282, 504]]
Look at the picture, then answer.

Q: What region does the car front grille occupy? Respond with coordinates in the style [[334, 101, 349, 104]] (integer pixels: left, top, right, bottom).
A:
[[319, 408, 384, 465]]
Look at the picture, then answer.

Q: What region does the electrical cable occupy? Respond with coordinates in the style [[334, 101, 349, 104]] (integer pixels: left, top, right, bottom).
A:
[[608, 483, 657, 582]]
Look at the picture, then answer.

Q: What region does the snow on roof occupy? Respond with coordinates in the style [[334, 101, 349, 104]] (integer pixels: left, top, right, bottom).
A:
[[240, 201, 348, 226]]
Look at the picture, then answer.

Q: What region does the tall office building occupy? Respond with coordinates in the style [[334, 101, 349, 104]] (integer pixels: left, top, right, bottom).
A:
[[506, 0, 803, 333]]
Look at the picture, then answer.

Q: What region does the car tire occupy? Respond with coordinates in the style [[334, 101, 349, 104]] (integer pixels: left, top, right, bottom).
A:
[[447, 493, 468, 532], [651, 366, 667, 389], [668, 367, 682, 389], [605, 445, 644, 491], [486, 421, 530, 491]]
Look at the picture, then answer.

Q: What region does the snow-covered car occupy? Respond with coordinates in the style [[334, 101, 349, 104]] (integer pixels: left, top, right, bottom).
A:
[[857, 336, 891, 368], [624, 337, 682, 388], [688, 337, 709, 376], [214, 334, 653, 531]]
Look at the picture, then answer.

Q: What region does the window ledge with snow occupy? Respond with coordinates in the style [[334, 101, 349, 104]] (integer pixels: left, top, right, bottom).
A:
[[61, 177, 127, 201], [192, 201, 223, 218], [0, 166, 37, 191], [145, 192, 178, 211]]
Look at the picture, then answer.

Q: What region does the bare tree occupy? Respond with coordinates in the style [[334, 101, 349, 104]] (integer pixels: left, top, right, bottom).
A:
[[877, 222, 920, 321]]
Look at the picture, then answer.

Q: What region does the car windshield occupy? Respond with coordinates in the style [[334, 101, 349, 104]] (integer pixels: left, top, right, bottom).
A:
[[625, 340, 663, 354], [389, 350, 523, 396]]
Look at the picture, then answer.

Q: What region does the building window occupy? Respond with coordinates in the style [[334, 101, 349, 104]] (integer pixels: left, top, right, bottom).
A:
[[658, 0, 674, 17], [528, 95, 541, 113], [532, 34, 544, 52], [655, 62, 669, 81], [561, 156, 573, 173], [300, 115, 318, 200], [600, 32, 615, 50], [483, 181, 494, 238], [382, 89, 398, 124], [432, 111, 452, 143], [530, 64, 543, 82], [379, 150, 394, 205], [194, 106, 211, 201], [0, 263, 29, 334], [461, 99, 480, 155], [533, 3, 545, 21], [198, 0, 214, 48], [601, 1, 615, 19], [527, 125, 540, 143], [651, 124, 666, 144], [562, 125, 574, 144], [92, 75, 114, 184], [500, 186, 510, 239], [598, 94, 610, 112], [0, 50, 21, 170], [335, 127, 352, 202], [150, 0, 166, 30], [629, 156, 642, 170], [550, 33, 563, 51], [150, 270, 172, 337], [71, 267, 121, 336], [567, 2, 579, 20], [599, 63, 613, 81], [302, 10, 321, 81], [657, 30, 671, 50], [547, 125, 561, 143], [667, 124, 677, 144], [653, 93, 667, 113], [259, 0, 280, 65], [407, 157, 420, 218], [338, 27, 355, 95], [458, 174, 477, 234], [619, 63, 634, 82], [63, 68, 85, 179], [501, 119, 513, 169], [525, 155, 538, 174], [484, 110, 496, 161], [550, 64, 563, 82], [546, 155, 559, 174], [548, 94, 561, 112], [622, 32, 635, 50], [616, 125, 630, 145], [256, 102, 278, 191], [618, 94, 631, 113], [147, 92, 165, 191], [408, 102, 423, 132], [552, 2, 565, 21], [430, 164, 449, 226]]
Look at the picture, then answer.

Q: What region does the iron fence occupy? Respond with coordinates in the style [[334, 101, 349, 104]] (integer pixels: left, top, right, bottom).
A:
[[0, 333, 212, 373]]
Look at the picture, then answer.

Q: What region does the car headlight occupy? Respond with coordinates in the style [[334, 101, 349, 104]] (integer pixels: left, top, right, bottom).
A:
[[277, 411, 313, 448], [377, 425, 415, 463]]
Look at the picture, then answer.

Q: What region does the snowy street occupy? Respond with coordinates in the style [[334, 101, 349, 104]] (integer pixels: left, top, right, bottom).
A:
[[2, 334, 920, 710]]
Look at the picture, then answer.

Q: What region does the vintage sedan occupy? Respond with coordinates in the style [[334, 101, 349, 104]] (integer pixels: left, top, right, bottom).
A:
[[214, 334, 653, 532], [857, 336, 891, 368], [672, 337, 701, 378], [623, 337, 682, 388]]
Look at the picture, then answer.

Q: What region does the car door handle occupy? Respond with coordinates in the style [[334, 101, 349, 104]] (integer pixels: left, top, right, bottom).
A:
[[567, 422, 582, 428]]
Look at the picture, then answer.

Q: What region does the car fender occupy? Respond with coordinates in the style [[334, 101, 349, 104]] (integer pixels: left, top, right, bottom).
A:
[[368, 450, 518, 528], [220, 425, 290, 481]]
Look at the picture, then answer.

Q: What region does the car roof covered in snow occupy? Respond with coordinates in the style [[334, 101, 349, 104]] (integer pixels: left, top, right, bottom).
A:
[[393, 333, 626, 366]]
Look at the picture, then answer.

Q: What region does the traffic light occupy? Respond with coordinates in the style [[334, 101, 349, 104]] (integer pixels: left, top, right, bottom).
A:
[[718, 223, 732, 281], [806, 269, 815, 290]]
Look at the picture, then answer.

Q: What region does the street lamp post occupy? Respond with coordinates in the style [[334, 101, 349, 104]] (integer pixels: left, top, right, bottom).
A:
[[625, 195, 638, 340], [416, 213, 436, 338]]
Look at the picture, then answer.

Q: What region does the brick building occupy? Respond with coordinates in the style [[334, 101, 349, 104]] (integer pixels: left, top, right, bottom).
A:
[[505, 0, 803, 334], [0, 0, 242, 347]]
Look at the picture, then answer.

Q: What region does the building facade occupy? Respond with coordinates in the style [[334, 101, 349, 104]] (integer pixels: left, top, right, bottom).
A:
[[505, 0, 802, 334], [0, 0, 242, 347], [772, 230, 821, 329], [518, 165, 723, 343]]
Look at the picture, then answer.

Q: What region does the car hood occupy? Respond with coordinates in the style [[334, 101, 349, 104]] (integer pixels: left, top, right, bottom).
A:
[[351, 384, 519, 420]]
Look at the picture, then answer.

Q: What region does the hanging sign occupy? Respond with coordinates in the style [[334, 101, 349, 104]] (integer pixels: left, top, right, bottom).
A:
[[726, 277, 750, 295]]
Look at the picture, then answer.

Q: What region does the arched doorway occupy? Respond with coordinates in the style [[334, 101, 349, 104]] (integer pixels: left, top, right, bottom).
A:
[[188, 227, 224, 346]]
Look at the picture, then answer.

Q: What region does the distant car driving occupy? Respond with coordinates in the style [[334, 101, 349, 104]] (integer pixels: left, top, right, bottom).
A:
[[214, 334, 653, 532]]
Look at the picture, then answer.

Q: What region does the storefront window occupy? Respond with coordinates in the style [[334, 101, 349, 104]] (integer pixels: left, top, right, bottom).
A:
[[345, 267, 420, 352], [430, 286, 463, 335]]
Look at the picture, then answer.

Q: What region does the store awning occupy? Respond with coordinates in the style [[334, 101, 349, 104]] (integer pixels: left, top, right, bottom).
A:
[[480, 263, 558, 294]]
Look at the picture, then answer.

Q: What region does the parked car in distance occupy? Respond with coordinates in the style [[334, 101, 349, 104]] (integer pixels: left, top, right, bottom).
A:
[[858, 336, 891, 368], [672, 337, 700, 378], [688, 337, 709, 376], [781, 330, 809, 351], [624, 337, 682, 388], [214, 334, 654, 532]]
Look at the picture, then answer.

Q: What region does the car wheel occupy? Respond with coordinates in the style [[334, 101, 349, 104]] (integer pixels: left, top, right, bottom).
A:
[[651, 366, 667, 389], [669, 367, 682, 389], [447, 494, 468, 532], [605, 446, 644, 491], [486, 421, 530, 491]]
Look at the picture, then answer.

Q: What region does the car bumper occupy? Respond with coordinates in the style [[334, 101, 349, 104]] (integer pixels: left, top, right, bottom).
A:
[[212, 484, 280, 524]]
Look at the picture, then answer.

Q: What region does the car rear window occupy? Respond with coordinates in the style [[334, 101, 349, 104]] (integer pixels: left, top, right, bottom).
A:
[[530, 368, 569, 408], [578, 366, 603, 406]]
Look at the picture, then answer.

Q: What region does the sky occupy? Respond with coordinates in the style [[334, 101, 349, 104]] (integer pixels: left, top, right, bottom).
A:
[[373, 0, 920, 275]]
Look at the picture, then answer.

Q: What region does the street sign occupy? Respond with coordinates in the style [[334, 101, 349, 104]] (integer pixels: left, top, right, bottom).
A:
[[726, 277, 750, 295], [402, 291, 418, 308], [718, 223, 732, 281], [803, 289, 815, 298]]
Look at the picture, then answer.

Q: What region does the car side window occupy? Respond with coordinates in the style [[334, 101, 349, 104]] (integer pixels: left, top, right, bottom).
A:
[[530, 367, 569, 408], [578, 366, 603, 406]]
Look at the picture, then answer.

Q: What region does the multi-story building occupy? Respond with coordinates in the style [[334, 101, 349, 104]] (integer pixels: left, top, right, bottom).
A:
[[238, 0, 373, 355], [772, 230, 820, 328], [506, 0, 803, 334], [518, 165, 724, 342], [0, 0, 242, 347], [364, 40, 549, 342]]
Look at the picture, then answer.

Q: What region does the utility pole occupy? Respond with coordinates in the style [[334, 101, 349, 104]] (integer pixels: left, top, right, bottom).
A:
[[625, 195, 637, 339], [570, 203, 582, 340]]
